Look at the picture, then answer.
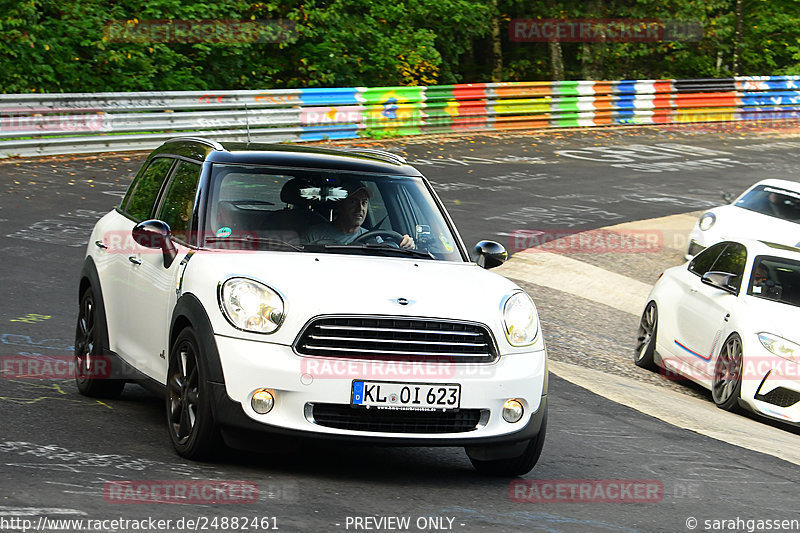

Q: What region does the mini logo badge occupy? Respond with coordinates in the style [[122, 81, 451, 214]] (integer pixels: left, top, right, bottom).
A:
[[393, 297, 414, 306]]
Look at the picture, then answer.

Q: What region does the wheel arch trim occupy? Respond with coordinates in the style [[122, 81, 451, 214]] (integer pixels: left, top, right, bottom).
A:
[[78, 256, 110, 350], [170, 293, 225, 384]]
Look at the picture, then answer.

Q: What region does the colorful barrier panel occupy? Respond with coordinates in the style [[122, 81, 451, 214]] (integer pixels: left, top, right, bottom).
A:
[[1, 76, 799, 158]]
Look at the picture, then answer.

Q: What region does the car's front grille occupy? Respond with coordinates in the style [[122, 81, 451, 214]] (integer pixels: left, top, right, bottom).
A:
[[310, 403, 485, 433], [756, 387, 800, 408], [294, 316, 497, 363]]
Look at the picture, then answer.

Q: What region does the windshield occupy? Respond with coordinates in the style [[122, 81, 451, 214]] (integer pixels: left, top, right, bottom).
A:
[[735, 184, 800, 223], [748, 255, 800, 307], [201, 164, 464, 261]]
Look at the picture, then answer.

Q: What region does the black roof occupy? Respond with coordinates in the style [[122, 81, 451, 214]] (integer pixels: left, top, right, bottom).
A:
[[152, 138, 421, 176]]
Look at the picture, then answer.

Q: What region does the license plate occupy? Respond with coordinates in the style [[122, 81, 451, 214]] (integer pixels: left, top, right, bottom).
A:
[[351, 381, 461, 411]]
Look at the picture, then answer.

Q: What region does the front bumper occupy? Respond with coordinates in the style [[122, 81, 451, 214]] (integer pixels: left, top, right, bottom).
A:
[[740, 350, 800, 425], [211, 334, 547, 446]]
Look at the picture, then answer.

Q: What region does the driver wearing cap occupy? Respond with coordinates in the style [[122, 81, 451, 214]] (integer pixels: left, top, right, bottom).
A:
[[303, 182, 414, 248]]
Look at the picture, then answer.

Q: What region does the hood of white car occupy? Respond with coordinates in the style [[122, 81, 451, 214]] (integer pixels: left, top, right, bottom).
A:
[[741, 296, 800, 343], [183, 251, 523, 346], [715, 205, 800, 246]]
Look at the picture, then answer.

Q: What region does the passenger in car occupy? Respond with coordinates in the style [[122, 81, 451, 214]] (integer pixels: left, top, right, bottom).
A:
[[303, 182, 414, 248]]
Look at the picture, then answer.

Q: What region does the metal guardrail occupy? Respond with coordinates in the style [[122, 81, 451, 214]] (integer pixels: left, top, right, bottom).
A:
[[1, 76, 799, 158]]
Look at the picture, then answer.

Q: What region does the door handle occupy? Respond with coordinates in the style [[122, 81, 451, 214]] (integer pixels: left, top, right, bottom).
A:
[[128, 256, 142, 265], [94, 240, 108, 250]]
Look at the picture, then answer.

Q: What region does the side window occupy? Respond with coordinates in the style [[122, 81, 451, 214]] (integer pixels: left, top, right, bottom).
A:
[[709, 243, 747, 291], [689, 243, 728, 277], [156, 161, 202, 243], [123, 158, 174, 221]]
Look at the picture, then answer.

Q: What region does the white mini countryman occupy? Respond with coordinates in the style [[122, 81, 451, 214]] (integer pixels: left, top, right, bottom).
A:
[[75, 138, 548, 475]]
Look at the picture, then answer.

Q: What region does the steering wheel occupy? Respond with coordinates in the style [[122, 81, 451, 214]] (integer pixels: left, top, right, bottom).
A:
[[352, 229, 405, 247]]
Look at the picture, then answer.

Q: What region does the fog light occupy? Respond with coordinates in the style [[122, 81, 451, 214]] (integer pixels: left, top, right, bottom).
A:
[[251, 389, 275, 414], [502, 399, 524, 423]]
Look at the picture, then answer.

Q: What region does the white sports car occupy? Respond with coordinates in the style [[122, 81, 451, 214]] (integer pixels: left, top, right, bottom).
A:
[[686, 179, 800, 259], [75, 138, 548, 475], [636, 239, 800, 424]]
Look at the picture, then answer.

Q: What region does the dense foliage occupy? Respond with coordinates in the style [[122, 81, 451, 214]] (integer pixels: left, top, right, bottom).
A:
[[1, 0, 798, 92]]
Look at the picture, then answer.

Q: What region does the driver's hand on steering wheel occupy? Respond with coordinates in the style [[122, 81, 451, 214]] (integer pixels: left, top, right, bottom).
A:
[[400, 234, 415, 249]]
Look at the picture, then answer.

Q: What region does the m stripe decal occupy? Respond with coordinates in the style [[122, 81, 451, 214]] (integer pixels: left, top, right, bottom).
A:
[[674, 339, 712, 361]]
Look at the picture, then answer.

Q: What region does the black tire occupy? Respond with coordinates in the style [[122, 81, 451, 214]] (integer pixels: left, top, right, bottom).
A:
[[166, 327, 224, 459], [467, 408, 547, 476], [74, 288, 125, 398], [634, 301, 659, 371], [712, 333, 743, 411]]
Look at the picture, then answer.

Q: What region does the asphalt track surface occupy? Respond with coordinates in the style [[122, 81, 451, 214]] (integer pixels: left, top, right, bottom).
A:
[[2, 123, 800, 533]]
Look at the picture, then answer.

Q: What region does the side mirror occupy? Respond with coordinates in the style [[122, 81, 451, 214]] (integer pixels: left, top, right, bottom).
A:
[[721, 192, 734, 203], [701, 271, 738, 294], [473, 240, 508, 269], [132, 219, 178, 268]]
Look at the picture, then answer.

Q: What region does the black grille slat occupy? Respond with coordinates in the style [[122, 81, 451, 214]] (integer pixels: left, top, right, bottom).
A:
[[308, 335, 488, 348], [295, 317, 496, 362], [312, 403, 483, 433], [317, 325, 483, 337], [299, 346, 485, 357]]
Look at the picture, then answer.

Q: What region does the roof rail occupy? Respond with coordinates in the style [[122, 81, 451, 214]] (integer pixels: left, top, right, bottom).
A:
[[164, 137, 225, 151], [330, 147, 407, 165]]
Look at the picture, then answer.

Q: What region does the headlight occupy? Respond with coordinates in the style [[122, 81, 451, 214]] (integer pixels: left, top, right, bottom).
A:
[[503, 292, 539, 346], [758, 332, 800, 362], [698, 212, 716, 231], [220, 277, 285, 334]]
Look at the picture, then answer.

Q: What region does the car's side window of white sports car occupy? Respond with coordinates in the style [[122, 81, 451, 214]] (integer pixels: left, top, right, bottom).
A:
[[689, 242, 728, 277], [749, 256, 800, 305], [708, 244, 747, 290]]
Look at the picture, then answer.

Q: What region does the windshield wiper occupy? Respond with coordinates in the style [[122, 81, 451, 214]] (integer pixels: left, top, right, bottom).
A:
[[322, 244, 435, 259], [205, 237, 303, 251]]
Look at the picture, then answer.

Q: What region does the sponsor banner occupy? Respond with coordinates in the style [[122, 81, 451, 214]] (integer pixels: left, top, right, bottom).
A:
[[360, 87, 426, 138], [299, 87, 361, 107]]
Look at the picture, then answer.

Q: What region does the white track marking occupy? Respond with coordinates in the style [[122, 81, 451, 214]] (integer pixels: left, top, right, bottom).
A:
[[497, 251, 651, 315], [0, 507, 86, 516], [551, 360, 800, 466]]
